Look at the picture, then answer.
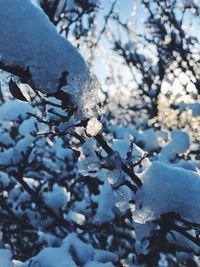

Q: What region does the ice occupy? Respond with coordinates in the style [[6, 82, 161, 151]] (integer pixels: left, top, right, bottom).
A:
[[78, 139, 101, 176], [114, 185, 133, 213], [86, 117, 102, 136], [133, 161, 200, 224], [107, 168, 122, 185]]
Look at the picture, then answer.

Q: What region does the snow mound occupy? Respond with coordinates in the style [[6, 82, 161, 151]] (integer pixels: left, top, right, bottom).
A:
[[133, 161, 200, 224], [0, 0, 100, 118]]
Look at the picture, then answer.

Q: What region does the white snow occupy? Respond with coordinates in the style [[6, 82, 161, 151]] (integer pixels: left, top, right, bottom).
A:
[[66, 210, 86, 225], [27, 233, 115, 267], [0, 100, 35, 121], [0, 249, 13, 267], [42, 184, 69, 212], [159, 130, 190, 162], [133, 161, 200, 224], [136, 129, 160, 152], [95, 181, 115, 223], [0, 0, 100, 118]]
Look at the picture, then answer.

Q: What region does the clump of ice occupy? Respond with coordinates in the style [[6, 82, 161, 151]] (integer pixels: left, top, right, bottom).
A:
[[133, 161, 200, 224], [86, 117, 102, 136], [114, 185, 133, 213], [78, 139, 101, 176]]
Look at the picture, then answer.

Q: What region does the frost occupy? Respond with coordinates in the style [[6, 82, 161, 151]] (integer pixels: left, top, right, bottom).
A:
[[107, 168, 122, 185], [133, 161, 200, 224], [86, 117, 102, 136]]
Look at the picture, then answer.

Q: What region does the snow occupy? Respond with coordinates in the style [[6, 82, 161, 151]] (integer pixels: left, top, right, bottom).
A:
[[84, 262, 114, 267], [136, 129, 160, 152], [31, 246, 77, 267], [94, 249, 117, 263], [27, 233, 115, 267], [42, 184, 69, 212], [95, 181, 115, 223], [0, 135, 34, 165], [133, 161, 200, 224], [179, 103, 200, 117], [63, 233, 95, 265], [159, 130, 190, 162], [0, 171, 10, 187], [18, 117, 37, 137], [0, 100, 35, 121], [66, 210, 85, 225], [0, 249, 13, 267], [0, 0, 100, 118]]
